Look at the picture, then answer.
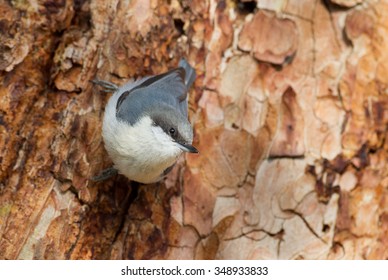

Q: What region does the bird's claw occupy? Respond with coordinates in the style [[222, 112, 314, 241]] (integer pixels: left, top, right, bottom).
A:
[[90, 167, 118, 181], [91, 79, 119, 92]]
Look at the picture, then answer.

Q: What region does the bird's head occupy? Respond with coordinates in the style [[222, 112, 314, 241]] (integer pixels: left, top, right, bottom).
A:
[[148, 107, 198, 155]]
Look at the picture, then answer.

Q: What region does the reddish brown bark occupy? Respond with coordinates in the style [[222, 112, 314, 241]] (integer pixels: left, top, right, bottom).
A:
[[1, 0, 387, 259]]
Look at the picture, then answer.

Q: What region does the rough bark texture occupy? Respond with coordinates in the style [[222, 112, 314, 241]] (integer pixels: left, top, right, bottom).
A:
[[0, 0, 387, 260]]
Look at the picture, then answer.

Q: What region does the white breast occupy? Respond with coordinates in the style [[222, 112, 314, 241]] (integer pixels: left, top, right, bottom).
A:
[[102, 90, 182, 184]]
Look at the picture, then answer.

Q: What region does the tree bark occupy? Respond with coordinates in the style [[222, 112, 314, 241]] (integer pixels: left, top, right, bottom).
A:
[[0, 0, 387, 259]]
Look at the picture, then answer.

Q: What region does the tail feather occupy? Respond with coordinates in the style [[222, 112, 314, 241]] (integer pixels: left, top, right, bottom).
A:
[[179, 59, 196, 89]]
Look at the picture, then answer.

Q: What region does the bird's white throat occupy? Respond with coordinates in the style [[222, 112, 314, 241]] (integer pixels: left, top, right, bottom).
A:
[[103, 113, 182, 183]]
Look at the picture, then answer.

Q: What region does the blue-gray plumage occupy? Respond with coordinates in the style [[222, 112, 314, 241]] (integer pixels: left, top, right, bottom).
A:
[[116, 64, 191, 125], [92, 59, 198, 184]]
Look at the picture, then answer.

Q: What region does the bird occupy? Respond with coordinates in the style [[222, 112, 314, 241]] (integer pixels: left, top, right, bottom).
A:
[[92, 59, 198, 184]]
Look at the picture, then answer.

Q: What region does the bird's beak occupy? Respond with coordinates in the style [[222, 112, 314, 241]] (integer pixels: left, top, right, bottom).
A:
[[176, 142, 199, 153]]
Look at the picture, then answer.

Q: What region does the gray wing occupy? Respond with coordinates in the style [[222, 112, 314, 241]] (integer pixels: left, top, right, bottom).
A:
[[116, 61, 196, 125]]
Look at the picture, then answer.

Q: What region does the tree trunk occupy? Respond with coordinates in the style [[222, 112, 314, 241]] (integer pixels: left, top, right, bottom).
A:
[[1, 0, 387, 260]]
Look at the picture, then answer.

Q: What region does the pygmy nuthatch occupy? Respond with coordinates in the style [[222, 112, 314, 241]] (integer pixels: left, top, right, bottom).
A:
[[93, 59, 198, 184]]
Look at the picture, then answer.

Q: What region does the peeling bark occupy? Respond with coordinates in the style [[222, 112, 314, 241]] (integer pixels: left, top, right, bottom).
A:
[[0, 0, 388, 260]]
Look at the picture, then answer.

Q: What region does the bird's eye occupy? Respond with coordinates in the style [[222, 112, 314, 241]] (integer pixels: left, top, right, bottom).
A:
[[169, 128, 176, 135]]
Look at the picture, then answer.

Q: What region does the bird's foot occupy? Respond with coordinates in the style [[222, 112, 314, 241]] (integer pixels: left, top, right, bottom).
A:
[[91, 79, 119, 93], [90, 167, 118, 181]]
